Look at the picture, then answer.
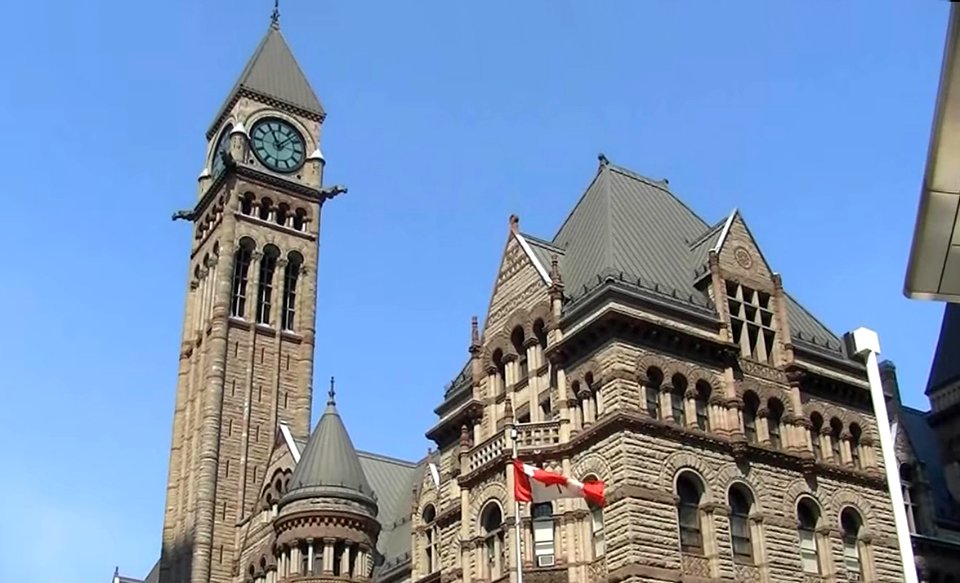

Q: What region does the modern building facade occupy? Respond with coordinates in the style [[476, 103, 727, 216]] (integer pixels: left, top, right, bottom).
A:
[[117, 10, 958, 583]]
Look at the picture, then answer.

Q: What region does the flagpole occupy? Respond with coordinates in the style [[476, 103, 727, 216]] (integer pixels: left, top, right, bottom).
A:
[[510, 425, 524, 583]]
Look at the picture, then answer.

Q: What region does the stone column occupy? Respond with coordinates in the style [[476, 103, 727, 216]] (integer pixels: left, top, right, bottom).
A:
[[290, 545, 300, 575], [756, 409, 769, 444], [684, 389, 698, 430], [307, 538, 315, 572], [324, 539, 335, 574], [190, 212, 237, 583], [270, 257, 288, 435]]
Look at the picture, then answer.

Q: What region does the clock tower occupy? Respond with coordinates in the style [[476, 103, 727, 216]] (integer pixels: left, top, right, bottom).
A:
[[159, 11, 343, 583]]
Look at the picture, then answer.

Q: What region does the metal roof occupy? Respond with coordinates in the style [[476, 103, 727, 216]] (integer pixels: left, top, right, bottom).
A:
[[551, 157, 844, 352], [927, 303, 960, 394], [208, 22, 324, 137], [904, 3, 960, 301], [284, 385, 376, 505]]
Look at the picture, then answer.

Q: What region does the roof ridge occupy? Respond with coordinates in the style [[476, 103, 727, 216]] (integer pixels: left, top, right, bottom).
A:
[[606, 163, 709, 229], [552, 162, 607, 242], [901, 405, 931, 416], [520, 232, 565, 254], [688, 220, 726, 249], [357, 450, 418, 467]]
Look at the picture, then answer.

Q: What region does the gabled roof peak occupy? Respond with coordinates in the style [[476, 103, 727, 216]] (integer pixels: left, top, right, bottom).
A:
[[207, 21, 324, 138]]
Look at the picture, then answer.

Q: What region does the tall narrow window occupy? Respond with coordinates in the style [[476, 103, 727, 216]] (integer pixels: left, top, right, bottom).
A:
[[830, 418, 843, 462], [531, 502, 555, 565], [810, 413, 824, 461], [797, 499, 821, 575], [671, 374, 688, 426], [645, 367, 663, 419], [312, 542, 324, 575], [850, 423, 863, 469], [230, 242, 254, 318], [676, 473, 704, 554], [422, 505, 439, 573], [768, 399, 784, 449], [695, 381, 711, 431], [841, 508, 863, 579], [743, 392, 759, 443], [726, 281, 776, 363], [281, 253, 302, 331], [300, 543, 309, 575], [512, 326, 528, 379], [481, 502, 505, 580], [590, 500, 605, 558], [256, 247, 279, 325], [901, 464, 918, 533], [728, 486, 754, 563]]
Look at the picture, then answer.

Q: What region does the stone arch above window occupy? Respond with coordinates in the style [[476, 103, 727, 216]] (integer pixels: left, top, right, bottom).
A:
[[660, 451, 713, 499]]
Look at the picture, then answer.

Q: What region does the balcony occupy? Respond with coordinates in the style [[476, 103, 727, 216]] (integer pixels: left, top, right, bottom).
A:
[[515, 421, 561, 449], [469, 433, 506, 472]]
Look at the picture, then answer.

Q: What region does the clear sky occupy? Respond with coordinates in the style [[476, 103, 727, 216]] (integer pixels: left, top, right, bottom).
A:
[[0, 1, 952, 581]]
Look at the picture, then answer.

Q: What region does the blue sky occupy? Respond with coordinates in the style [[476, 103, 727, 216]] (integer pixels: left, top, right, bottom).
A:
[[0, 1, 951, 581]]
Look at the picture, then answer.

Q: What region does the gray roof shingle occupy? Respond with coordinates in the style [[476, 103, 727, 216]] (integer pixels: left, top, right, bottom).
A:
[[927, 303, 960, 395], [209, 23, 324, 136], [549, 158, 845, 354], [285, 387, 376, 505]]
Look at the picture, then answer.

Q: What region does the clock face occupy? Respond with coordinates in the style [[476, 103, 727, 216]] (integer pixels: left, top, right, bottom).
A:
[[250, 118, 306, 173], [211, 124, 233, 176]]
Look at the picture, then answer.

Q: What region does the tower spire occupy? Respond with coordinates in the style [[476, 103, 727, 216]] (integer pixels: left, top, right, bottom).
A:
[[327, 376, 336, 406], [271, 0, 280, 28]]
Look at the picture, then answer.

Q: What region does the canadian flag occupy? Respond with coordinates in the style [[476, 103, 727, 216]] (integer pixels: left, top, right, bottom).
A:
[[513, 459, 605, 507]]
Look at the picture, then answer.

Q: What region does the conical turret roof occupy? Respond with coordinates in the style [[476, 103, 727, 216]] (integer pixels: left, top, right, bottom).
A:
[[208, 18, 325, 138], [283, 378, 377, 507]]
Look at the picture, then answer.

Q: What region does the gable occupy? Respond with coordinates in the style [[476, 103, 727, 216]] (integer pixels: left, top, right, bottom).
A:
[[483, 231, 551, 340], [715, 212, 775, 288]]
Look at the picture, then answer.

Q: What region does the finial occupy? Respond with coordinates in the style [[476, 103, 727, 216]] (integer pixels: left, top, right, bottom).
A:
[[270, 0, 280, 28], [327, 376, 336, 406], [471, 316, 480, 345], [598, 152, 609, 167], [509, 214, 520, 233], [550, 254, 561, 283]]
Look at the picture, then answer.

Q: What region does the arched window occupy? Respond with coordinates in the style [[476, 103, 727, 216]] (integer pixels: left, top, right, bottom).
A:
[[728, 485, 754, 563], [695, 381, 711, 431], [422, 505, 439, 573], [797, 498, 822, 574], [585, 476, 605, 558], [850, 423, 863, 469], [645, 367, 663, 419], [230, 239, 255, 318], [258, 197, 273, 221], [830, 418, 843, 462], [840, 508, 863, 578], [767, 398, 784, 449], [743, 391, 759, 443], [531, 502, 555, 565], [293, 208, 307, 231], [281, 252, 303, 331], [676, 472, 704, 554], [533, 319, 548, 350], [480, 502, 506, 580], [491, 348, 507, 395], [671, 373, 688, 426], [587, 372, 601, 419], [256, 245, 280, 325], [901, 464, 918, 533], [240, 192, 255, 215], [810, 413, 824, 460], [512, 326, 527, 378], [275, 202, 289, 227]]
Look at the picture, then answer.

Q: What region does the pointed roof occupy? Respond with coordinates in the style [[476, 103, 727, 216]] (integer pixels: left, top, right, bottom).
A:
[[550, 155, 843, 349], [283, 378, 376, 506], [927, 303, 960, 395], [208, 21, 324, 138]]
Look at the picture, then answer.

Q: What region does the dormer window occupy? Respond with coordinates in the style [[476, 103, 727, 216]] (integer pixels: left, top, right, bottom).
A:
[[726, 281, 776, 364]]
